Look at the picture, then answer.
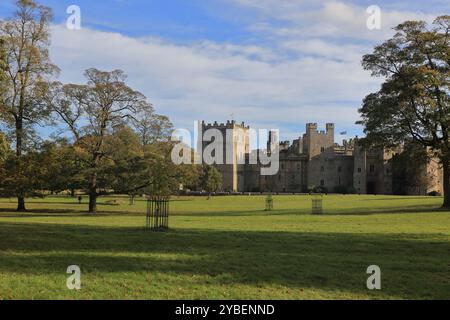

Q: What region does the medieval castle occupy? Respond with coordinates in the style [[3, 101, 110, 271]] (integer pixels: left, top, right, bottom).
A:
[[199, 120, 444, 195]]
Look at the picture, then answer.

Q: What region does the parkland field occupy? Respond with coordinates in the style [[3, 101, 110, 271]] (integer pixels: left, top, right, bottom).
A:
[[0, 195, 449, 300]]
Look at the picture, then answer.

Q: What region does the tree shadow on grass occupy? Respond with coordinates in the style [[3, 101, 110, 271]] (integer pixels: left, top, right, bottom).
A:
[[363, 197, 443, 201], [0, 208, 146, 217], [0, 205, 445, 218], [181, 204, 447, 217], [0, 222, 449, 299], [326, 204, 447, 216], [0, 208, 83, 215]]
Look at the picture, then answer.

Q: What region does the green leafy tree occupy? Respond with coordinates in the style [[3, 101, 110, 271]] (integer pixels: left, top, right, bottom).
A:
[[108, 132, 200, 200], [200, 165, 223, 199], [37, 139, 85, 196], [45, 69, 151, 213], [105, 125, 147, 203], [358, 16, 450, 207], [177, 162, 201, 191], [0, 0, 58, 211], [118, 141, 183, 198], [0, 142, 49, 198]]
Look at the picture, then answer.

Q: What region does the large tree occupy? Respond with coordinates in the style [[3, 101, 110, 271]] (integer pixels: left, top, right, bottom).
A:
[[358, 16, 450, 207], [47, 69, 151, 213], [0, 0, 58, 211]]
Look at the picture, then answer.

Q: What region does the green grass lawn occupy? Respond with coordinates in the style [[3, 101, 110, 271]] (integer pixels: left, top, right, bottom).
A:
[[0, 194, 449, 300]]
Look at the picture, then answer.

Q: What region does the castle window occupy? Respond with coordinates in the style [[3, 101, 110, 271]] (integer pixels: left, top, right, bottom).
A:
[[321, 166, 325, 172], [321, 147, 325, 153], [370, 165, 375, 173], [358, 168, 362, 173], [281, 164, 285, 170], [338, 177, 341, 185], [292, 174, 296, 180], [320, 180, 325, 186], [338, 166, 342, 173]]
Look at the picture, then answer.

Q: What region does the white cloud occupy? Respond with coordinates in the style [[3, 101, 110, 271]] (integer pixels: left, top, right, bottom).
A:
[[50, 23, 379, 142], [230, 0, 440, 41], [49, 1, 444, 143]]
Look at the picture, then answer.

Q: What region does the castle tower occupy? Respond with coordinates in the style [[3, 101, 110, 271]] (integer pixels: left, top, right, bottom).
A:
[[353, 139, 367, 194], [198, 120, 250, 192], [303, 123, 334, 160]]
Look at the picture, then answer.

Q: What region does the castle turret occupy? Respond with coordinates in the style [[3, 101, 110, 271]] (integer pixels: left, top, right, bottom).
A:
[[306, 123, 317, 135], [326, 123, 334, 140]]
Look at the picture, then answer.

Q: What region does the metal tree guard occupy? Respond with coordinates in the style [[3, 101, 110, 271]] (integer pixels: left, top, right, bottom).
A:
[[265, 194, 274, 211], [146, 196, 170, 230], [311, 194, 323, 214]]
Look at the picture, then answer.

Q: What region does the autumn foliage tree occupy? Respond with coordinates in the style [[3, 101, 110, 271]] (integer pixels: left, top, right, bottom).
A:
[[0, 0, 58, 211]]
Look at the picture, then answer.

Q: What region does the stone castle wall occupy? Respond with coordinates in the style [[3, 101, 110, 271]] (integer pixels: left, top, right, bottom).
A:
[[199, 120, 443, 195]]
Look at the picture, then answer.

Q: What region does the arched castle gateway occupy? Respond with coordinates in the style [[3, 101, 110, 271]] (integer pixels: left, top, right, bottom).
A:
[[198, 121, 444, 195]]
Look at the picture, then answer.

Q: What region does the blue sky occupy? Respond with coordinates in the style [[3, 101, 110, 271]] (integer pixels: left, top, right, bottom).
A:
[[0, 0, 449, 144], [1, 0, 264, 43]]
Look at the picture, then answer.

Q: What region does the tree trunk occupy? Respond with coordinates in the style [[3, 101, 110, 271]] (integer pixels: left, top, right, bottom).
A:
[[17, 196, 26, 212], [15, 118, 26, 212], [443, 157, 450, 208], [89, 187, 97, 213], [88, 173, 97, 213]]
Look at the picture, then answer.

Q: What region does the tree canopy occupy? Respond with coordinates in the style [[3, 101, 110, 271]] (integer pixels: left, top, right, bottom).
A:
[[358, 16, 450, 207], [0, 0, 58, 210]]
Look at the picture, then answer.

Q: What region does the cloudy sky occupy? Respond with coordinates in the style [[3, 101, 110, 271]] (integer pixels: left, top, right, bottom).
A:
[[0, 0, 448, 143]]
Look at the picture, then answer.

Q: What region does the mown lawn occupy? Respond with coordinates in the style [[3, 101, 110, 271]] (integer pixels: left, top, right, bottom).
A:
[[0, 194, 449, 300]]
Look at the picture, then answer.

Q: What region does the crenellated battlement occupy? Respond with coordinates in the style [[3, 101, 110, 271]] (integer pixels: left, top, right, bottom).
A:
[[202, 120, 250, 130], [305, 123, 334, 136]]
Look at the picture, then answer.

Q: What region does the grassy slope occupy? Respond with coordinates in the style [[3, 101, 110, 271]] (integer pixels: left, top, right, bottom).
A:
[[0, 195, 449, 300]]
